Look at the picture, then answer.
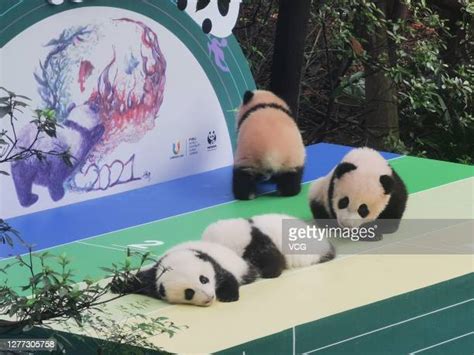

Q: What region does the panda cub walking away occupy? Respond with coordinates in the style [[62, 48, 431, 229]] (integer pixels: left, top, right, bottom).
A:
[[202, 214, 335, 279], [233, 90, 306, 200], [112, 241, 257, 306], [308, 147, 408, 241]]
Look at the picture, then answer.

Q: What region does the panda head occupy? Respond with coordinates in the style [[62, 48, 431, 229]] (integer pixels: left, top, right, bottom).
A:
[[177, 0, 242, 38], [330, 152, 394, 228], [155, 249, 217, 306], [237, 90, 290, 127]]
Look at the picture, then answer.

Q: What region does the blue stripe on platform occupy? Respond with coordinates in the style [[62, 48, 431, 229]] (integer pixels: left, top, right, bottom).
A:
[[2, 143, 399, 257]]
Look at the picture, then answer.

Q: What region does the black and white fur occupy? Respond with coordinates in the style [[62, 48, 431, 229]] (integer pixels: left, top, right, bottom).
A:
[[114, 241, 257, 306], [308, 147, 408, 240], [202, 214, 335, 278], [177, 0, 242, 38], [233, 90, 306, 200]]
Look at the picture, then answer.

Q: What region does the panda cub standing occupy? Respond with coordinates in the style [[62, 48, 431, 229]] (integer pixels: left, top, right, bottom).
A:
[[233, 90, 306, 200], [308, 147, 408, 240]]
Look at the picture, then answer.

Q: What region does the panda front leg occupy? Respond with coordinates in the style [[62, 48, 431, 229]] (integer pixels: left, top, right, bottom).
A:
[[215, 273, 240, 302], [275, 168, 303, 197], [233, 167, 257, 200]]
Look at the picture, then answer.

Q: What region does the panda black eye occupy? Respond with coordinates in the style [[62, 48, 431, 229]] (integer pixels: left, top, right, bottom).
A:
[[358, 204, 369, 218], [200, 275, 209, 284], [202, 19, 212, 34], [338, 197, 349, 209], [184, 288, 195, 300]]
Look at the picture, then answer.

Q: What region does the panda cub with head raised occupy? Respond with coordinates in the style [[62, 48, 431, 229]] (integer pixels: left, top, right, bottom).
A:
[[308, 147, 408, 240], [233, 90, 306, 200], [113, 241, 257, 306], [203, 214, 335, 278]]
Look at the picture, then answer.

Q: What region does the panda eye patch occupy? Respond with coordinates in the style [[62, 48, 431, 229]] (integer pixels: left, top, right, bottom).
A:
[[200, 275, 209, 284], [358, 204, 369, 218], [184, 288, 195, 300], [338, 197, 349, 209]]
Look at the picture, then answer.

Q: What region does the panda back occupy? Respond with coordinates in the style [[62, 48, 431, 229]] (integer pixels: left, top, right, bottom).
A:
[[251, 214, 335, 268], [202, 218, 252, 256], [235, 109, 305, 171]]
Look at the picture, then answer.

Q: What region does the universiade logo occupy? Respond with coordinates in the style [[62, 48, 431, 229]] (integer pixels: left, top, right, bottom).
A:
[[170, 141, 185, 160], [172, 142, 181, 155]]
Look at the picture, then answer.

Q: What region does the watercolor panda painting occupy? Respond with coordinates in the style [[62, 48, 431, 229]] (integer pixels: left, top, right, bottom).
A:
[[113, 241, 257, 306], [233, 90, 306, 200], [308, 147, 408, 241]]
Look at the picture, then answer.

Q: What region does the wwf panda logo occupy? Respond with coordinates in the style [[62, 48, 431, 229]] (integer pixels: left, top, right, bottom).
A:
[[177, 0, 242, 38], [207, 130, 217, 145]]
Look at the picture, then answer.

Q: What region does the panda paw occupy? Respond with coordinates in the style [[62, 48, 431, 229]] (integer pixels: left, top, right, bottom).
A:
[[218, 295, 239, 303], [217, 290, 239, 303], [216, 278, 240, 302]]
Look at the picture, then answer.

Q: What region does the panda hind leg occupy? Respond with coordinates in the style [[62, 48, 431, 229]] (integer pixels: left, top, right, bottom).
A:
[[275, 168, 303, 197], [233, 167, 257, 200]]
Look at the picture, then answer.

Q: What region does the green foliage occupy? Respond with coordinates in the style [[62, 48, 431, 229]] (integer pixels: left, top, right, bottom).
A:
[[0, 218, 22, 247], [0, 248, 182, 353], [316, 0, 473, 162], [0, 87, 75, 173], [73, 304, 184, 354], [0, 87, 75, 247], [236, 1, 473, 163]]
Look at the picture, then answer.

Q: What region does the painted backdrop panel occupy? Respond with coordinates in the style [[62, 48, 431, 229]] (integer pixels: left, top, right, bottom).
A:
[[0, 1, 254, 218]]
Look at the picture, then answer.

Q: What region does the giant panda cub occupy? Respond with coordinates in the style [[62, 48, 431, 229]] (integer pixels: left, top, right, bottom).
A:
[[202, 214, 335, 278], [114, 241, 257, 306], [233, 90, 306, 200], [308, 147, 408, 240]]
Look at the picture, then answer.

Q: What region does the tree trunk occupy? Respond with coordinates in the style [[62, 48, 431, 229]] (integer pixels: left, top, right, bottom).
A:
[[270, 0, 312, 120], [364, 0, 400, 149]]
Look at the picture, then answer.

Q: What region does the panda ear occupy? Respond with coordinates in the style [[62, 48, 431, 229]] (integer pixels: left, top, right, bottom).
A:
[[243, 90, 254, 105], [380, 175, 394, 194], [177, 0, 187, 11], [196, 0, 211, 11], [334, 162, 357, 179]]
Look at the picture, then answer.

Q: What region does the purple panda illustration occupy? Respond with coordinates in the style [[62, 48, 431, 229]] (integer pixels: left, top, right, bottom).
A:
[[11, 105, 104, 207]]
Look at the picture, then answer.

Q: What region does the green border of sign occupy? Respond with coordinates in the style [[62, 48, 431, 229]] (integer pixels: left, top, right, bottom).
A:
[[0, 0, 256, 149]]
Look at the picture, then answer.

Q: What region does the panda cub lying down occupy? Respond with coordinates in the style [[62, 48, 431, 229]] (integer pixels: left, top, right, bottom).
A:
[[114, 241, 258, 307], [203, 213, 335, 278], [114, 215, 335, 306]]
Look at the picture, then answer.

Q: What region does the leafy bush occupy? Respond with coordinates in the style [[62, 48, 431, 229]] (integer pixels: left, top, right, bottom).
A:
[[235, 0, 473, 163], [0, 248, 182, 353]]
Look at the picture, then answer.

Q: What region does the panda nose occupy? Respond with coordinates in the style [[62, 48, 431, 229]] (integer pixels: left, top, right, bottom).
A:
[[204, 295, 215, 305]]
